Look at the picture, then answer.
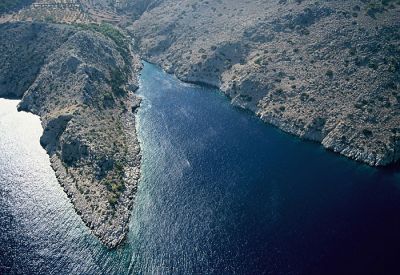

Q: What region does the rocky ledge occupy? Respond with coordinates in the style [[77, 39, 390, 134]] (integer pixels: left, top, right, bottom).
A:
[[128, 0, 400, 166], [0, 22, 142, 248]]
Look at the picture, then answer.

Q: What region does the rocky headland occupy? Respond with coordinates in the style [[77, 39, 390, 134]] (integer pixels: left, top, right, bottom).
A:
[[127, 0, 400, 166], [0, 22, 141, 248]]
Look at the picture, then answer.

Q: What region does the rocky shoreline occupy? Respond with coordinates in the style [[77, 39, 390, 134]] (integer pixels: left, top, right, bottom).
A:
[[1, 0, 399, 170], [47, 93, 141, 247], [128, 0, 400, 167], [0, 22, 142, 248], [0, 0, 399, 250]]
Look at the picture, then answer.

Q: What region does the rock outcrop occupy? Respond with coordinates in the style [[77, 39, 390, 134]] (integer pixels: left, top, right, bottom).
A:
[[0, 22, 142, 247], [128, 0, 400, 166]]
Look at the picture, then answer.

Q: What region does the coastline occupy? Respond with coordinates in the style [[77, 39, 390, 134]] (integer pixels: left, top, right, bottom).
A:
[[139, 54, 400, 167], [129, 0, 400, 167], [0, 22, 143, 248], [47, 93, 142, 248]]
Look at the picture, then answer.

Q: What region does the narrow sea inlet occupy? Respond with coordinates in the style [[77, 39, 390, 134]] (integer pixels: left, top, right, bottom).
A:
[[1, 63, 400, 274]]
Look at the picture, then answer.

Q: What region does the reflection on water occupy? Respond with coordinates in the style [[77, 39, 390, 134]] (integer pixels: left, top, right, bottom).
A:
[[0, 99, 131, 274], [1, 62, 400, 274]]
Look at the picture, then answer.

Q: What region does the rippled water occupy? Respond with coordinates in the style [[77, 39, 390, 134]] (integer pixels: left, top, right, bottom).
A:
[[1, 63, 400, 274]]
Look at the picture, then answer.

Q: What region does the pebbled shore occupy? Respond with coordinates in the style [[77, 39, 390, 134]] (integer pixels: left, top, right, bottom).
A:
[[0, 22, 142, 248]]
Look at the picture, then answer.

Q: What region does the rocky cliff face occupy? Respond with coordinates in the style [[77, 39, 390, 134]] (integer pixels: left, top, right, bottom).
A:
[[0, 22, 142, 247], [128, 0, 400, 166]]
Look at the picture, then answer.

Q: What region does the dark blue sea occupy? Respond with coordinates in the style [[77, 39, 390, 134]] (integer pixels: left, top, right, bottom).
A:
[[1, 62, 400, 275]]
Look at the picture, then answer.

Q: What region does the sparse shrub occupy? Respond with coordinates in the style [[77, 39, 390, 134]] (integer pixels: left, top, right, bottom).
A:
[[362, 129, 373, 137], [368, 61, 378, 70], [108, 195, 118, 207], [300, 93, 309, 101], [109, 69, 126, 96], [254, 57, 263, 65], [326, 70, 334, 77]]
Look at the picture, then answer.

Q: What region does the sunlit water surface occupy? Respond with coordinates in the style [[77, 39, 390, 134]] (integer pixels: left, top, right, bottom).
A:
[[1, 62, 400, 274]]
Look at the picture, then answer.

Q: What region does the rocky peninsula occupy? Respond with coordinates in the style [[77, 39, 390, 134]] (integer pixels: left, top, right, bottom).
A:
[[0, 22, 141, 248]]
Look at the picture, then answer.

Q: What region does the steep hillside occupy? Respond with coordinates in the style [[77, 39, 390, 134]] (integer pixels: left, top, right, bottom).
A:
[[128, 0, 400, 166], [0, 0, 33, 15], [0, 22, 141, 248]]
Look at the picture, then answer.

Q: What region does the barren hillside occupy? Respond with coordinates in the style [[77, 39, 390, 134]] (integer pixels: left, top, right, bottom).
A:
[[128, 0, 400, 166]]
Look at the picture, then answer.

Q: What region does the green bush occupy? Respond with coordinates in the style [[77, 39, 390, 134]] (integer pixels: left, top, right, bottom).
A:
[[74, 23, 131, 70], [362, 129, 373, 137], [108, 195, 118, 207], [325, 70, 334, 77]]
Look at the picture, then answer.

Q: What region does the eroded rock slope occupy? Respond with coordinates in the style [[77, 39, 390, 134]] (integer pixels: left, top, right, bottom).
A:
[[0, 22, 141, 247], [128, 0, 400, 166]]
